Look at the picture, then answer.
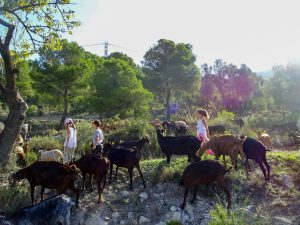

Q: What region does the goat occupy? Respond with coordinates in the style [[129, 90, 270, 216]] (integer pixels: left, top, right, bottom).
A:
[[69, 154, 109, 203], [156, 129, 201, 163], [102, 143, 146, 190], [257, 131, 272, 150], [241, 137, 271, 181], [10, 161, 80, 206], [162, 121, 188, 136], [14, 146, 26, 168], [38, 149, 63, 162], [197, 135, 245, 170], [208, 125, 225, 135], [179, 160, 231, 209]]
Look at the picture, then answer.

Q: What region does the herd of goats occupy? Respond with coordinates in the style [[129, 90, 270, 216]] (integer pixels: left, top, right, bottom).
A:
[[7, 119, 273, 214]]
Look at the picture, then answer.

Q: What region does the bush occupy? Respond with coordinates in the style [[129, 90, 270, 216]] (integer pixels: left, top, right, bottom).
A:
[[166, 220, 183, 225], [106, 119, 162, 159], [26, 105, 38, 117], [0, 186, 30, 213], [28, 136, 62, 151], [25, 151, 38, 165]]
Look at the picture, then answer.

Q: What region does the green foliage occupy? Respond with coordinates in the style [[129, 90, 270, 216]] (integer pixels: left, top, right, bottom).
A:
[[16, 61, 34, 100], [91, 57, 153, 118], [106, 119, 161, 159], [75, 120, 93, 155], [25, 151, 38, 165], [26, 105, 38, 117], [146, 157, 189, 183], [209, 203, 246, 225], [28, 136, 61, 151], [142, 39, 200, 120], [166, 220, 183, 225], [0, 186, 30, 213]]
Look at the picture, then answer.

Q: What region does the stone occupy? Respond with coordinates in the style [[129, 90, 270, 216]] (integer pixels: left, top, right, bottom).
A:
[[185, 204, 194, 216], [155, 222, 166, 225], [274, 216, 293, 224], [128, 212, 135, 219], [112, 212, 119, 220], [139, 192, 149, 200], [119, 220, 126, 225], [282, 175, 294, 188], [139, 216, 151, 224], [170, 206, 177, 212], [84, 214, 107, 225], [170, 211, 182, 221], [121, 190, 130, 197]]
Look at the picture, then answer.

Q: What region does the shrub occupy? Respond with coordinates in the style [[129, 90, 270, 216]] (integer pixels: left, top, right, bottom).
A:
[[26, 151, 38, 165], [0, 186, 30, 213], [28, 136, 62, 151], [166, 220, 183, 225], [26, 105, 38, 117]]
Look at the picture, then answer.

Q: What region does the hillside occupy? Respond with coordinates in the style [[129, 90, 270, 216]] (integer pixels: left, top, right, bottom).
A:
[[2, 150, 299, 225]]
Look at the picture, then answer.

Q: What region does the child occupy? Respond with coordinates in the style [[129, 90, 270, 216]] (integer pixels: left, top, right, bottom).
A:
[[196, 109, 213, 155], [196, 109, 209, 142], [63, 118, 77, 163], [91, 120, 104, 155]]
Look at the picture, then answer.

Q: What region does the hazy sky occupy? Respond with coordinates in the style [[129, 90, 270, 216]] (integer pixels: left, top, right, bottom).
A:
[[67, 0, 300, 72]]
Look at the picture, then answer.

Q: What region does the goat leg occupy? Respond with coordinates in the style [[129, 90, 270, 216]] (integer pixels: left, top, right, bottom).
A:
[[115, 166, 119, 180], [128, 168, 134, 190], [109, 164, 113, 183], [181, 187, 189, 209], [30, 184, 35, 205], [216, 177, 231, 209], [82, 173, 86, 191], [135, 163, 146, 188], [97, 176, 102, 204], [191, 185, 199, 204], [89, 174, 94, 192], [40, 186, 45, 202]]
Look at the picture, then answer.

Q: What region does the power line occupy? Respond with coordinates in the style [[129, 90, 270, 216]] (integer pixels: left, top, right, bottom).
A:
[[81, 41, 137, 57]]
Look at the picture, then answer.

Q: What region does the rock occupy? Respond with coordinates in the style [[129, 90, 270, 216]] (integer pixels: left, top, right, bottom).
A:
[[119, 220, 126, 225], [139, 216, 151, 224], [139, 192, 149, 200], [84, 214, 107, 225], [185, 204, 194, 216], [170, 211, 182, 221], [155, 222, 166, 225], [121, 190, 130, 197], [274, 216, 293, 224], [112, 212, 119, 220], [201, 218, 209, 225], [128, 212, 135, 219], [71, 208, 87, 225], [282, 175, 294, 188], [170, 206, 177, 212]]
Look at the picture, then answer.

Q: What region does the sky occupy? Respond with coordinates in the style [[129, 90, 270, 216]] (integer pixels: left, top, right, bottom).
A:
[[66, 0, 300, 72]]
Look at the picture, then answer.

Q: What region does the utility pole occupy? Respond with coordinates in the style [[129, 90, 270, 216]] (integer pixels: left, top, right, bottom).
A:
[[104, 41, 109, 58]]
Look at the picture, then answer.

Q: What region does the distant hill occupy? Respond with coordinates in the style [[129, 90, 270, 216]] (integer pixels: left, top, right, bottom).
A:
[[257, 70, 273, 79]]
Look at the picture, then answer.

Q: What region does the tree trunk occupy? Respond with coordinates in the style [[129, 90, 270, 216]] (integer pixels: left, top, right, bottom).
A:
[[59, 89, 68, 129], [0, 21, 28, 165], [166, 86, 171, 121], [0, 86, 27, 165]]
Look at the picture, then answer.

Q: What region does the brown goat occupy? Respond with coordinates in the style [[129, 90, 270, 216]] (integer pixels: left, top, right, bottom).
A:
[[179, 160, 231, 209], [10, 161, 80, 206], [197, 135, 245, 169], [257, 131, 272, 150], [70, 154, 109, 203]]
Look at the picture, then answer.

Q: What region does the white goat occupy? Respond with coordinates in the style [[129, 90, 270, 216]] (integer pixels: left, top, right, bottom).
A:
[[38, 149, 64, 162]]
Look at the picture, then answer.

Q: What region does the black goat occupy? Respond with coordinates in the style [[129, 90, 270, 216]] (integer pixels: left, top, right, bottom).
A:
[[180, 160, 231, 209], [162, 121, 188, 136], [208, 125, 225, 135], [156, 129, 201, 163], [102, 143, 146, 190], [116, 136, 150, 151], [241, 137, 271, 181]]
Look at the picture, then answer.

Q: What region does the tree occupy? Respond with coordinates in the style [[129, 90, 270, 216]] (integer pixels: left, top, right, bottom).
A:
[[0, 1, 79, 165], [200, 60, 257, 113], [90, 57, 153, 119], [142, 39, 200, 120], [31, 40, 88, 128]]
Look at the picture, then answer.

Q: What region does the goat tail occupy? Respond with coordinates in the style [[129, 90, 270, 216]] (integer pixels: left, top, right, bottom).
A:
[[179, 178, 184, 186], [225, 167, 232, 174]]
